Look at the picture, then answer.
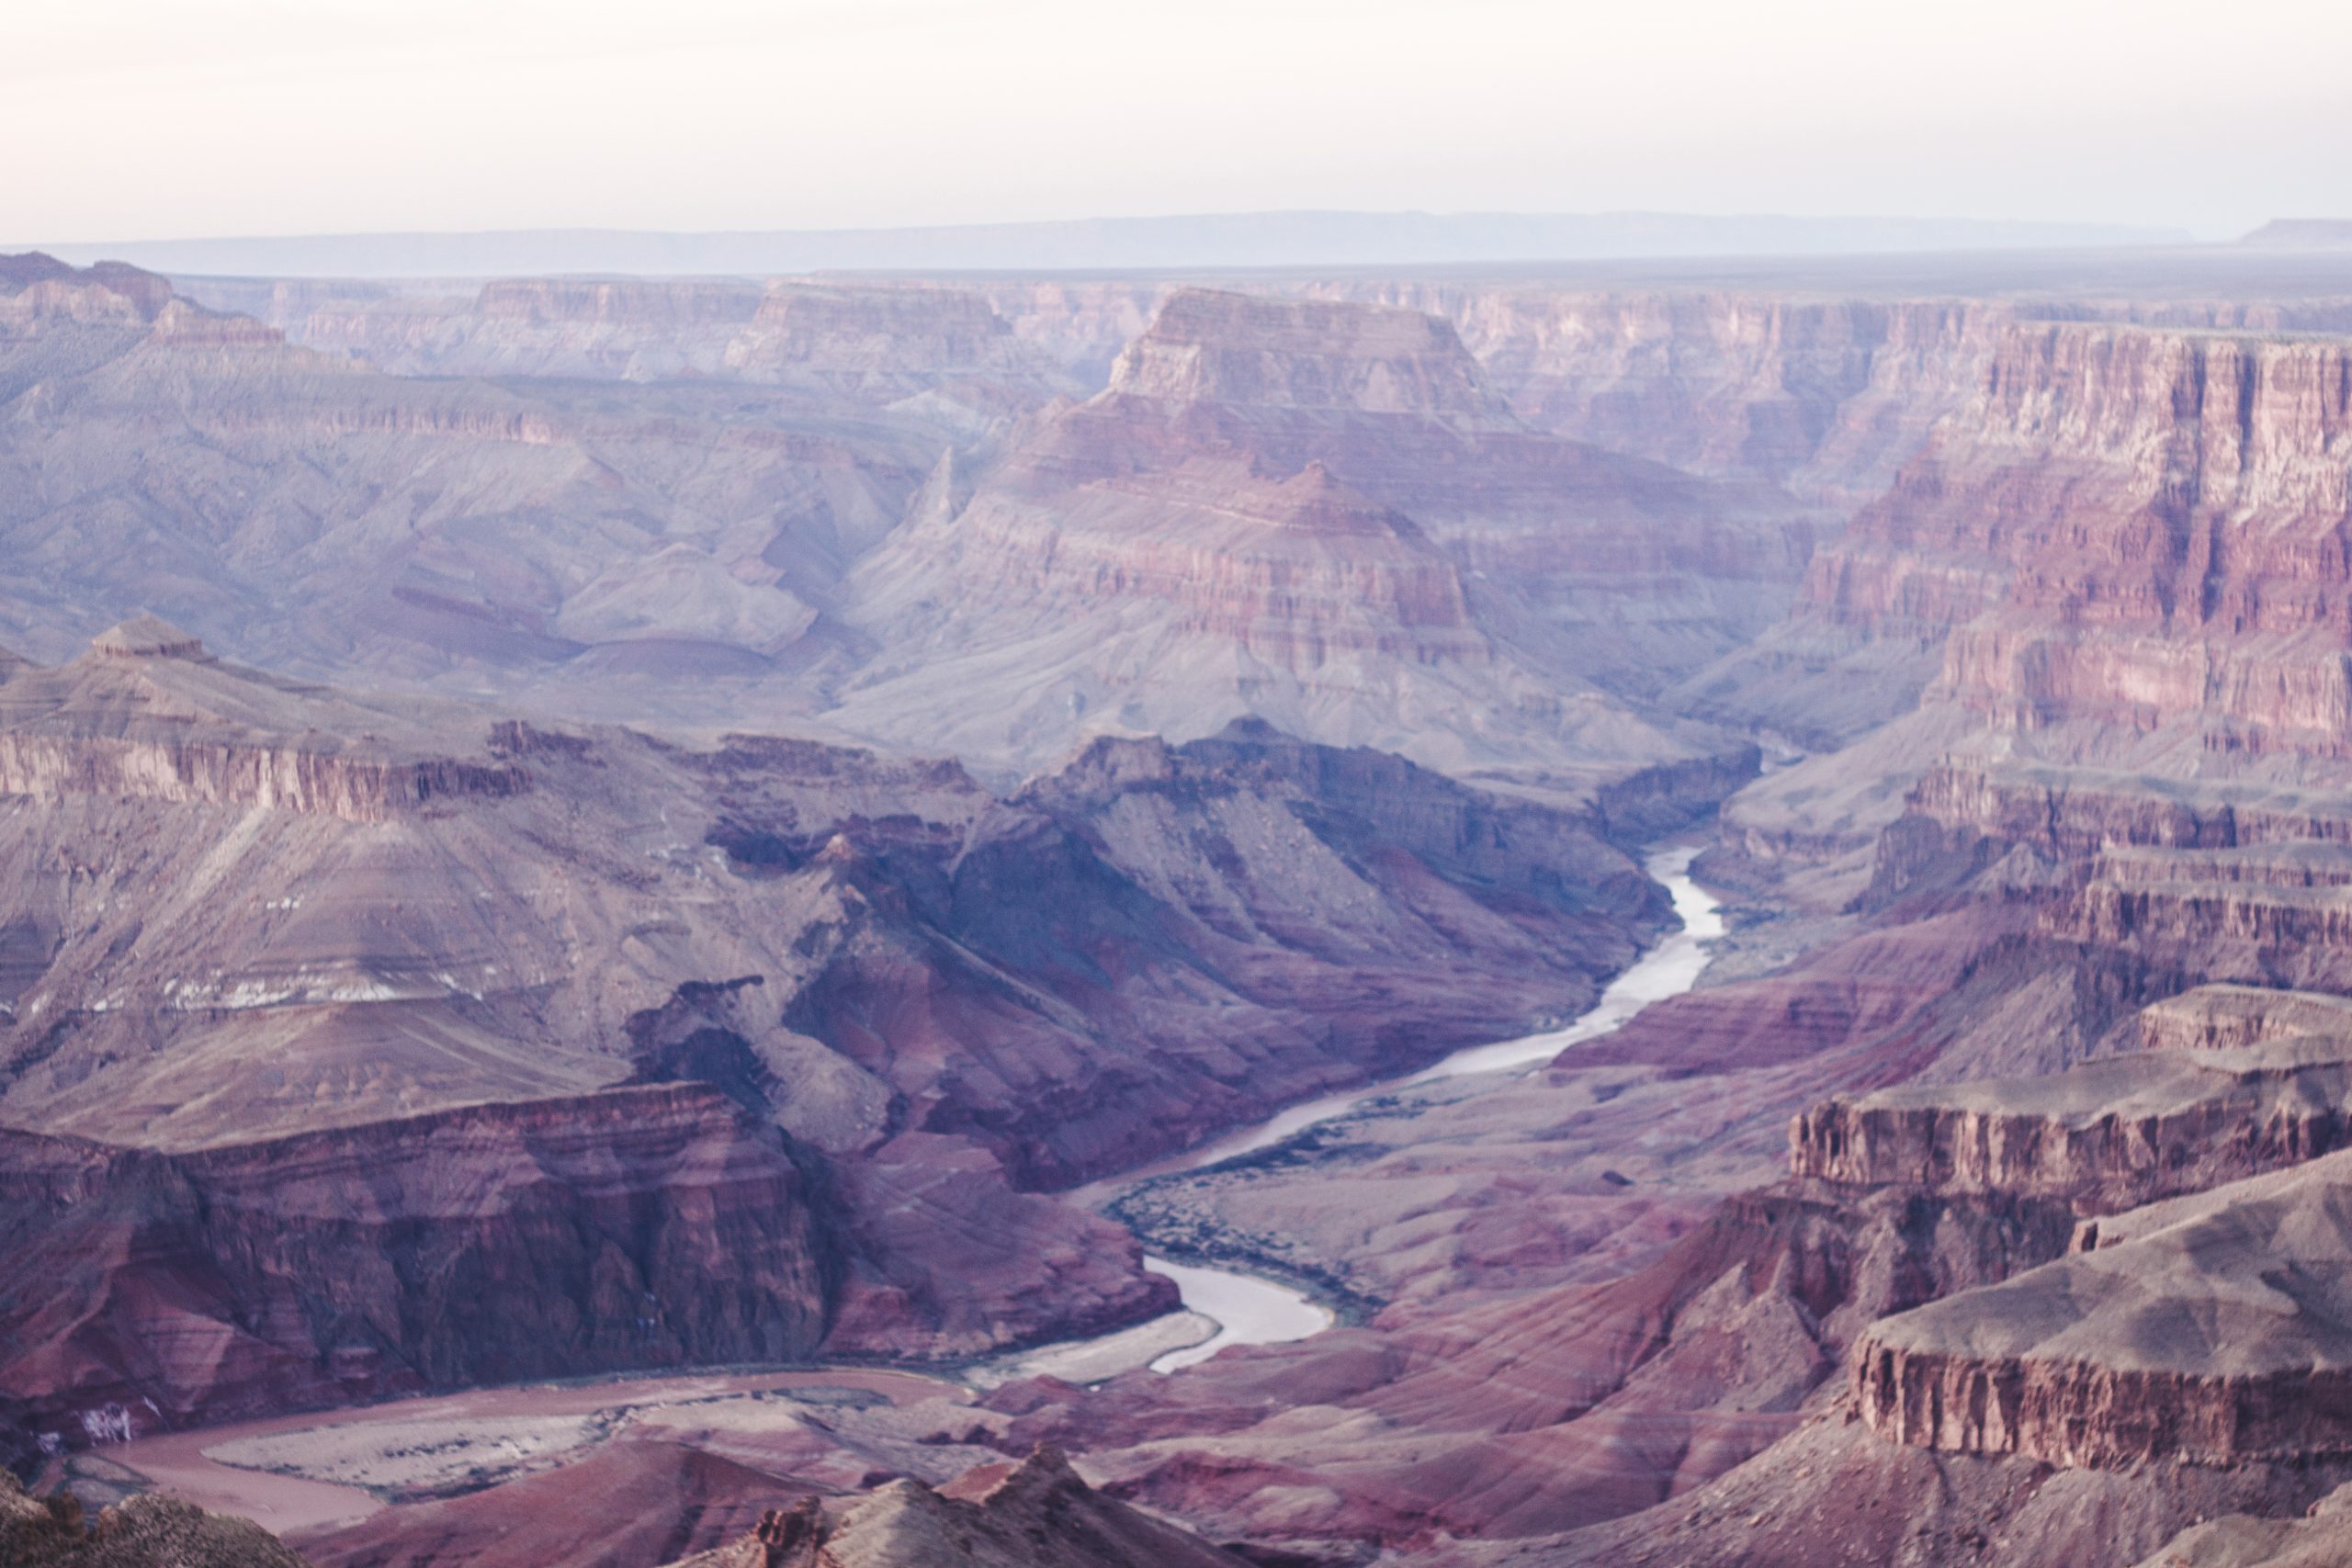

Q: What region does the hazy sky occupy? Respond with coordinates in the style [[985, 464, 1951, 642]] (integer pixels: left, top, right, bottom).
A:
[[9, 0, 2346, 243]]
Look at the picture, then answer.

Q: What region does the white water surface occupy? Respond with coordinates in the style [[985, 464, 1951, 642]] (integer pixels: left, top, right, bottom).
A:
[[1141, 844, 1724, 1372], [1143, 1258, 1332, 1372]]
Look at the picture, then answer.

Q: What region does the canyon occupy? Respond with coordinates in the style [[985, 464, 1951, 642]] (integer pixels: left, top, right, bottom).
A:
[[7, 235, 2352, 1568]]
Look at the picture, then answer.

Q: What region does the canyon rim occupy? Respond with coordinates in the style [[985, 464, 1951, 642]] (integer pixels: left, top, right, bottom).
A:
[[7, 4, 2352, 1564]]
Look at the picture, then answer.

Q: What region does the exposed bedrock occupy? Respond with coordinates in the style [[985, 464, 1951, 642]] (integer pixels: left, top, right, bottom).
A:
[[1767, 978, 2352, 1474], [187, 269, 1125, 398], [1790, 1047, 2352, 1209], [1501, 1414, 2352, 1568], [830, 287, 1805, 795], [0, 1077, 1170, 1453], [986, 1177, 2078, 1552], [1865, 758, 2352, 906], [1850, 1145, 2352, 1469], [1306, 286, 2018, 503], [659, 1445, 1253, 1568], [1, 1466, 312, 1568], [0, 626, 1699, 1460], [0, 1084, 833, 1440], [1772, 321, 2352, 760]]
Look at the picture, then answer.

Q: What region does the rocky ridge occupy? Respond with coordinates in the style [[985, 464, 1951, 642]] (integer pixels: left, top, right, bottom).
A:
[[659, 1447, 1249, 1568], [1, 1468, 311, 1568]]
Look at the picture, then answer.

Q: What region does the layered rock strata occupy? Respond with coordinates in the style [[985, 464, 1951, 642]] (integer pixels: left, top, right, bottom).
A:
[[0, 1084, 833, 1450], [0, 625, 1668, 1450], [837, 287, 1803, 792], [1790, 984, 2352, 1207], [1853, 1145, 2352, 1467]]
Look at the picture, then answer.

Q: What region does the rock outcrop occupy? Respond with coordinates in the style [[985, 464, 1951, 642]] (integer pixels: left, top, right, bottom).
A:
[[0, 254, 936, 702], [660, 1447, 1250, 1568], [1323, 285, 2014, 505], [1761, 320, 2352, 753], [2132, 1481, 2352, 1568], [0, 1084, 835, 1444], [185, 273, 1078, 410], [835, 287, 1801, 793], [1789, 986, 2352, 1208], [0, 619, 528, 820], [0, 1469, 311, 1568], [1852, 1145, 2352, 1467]]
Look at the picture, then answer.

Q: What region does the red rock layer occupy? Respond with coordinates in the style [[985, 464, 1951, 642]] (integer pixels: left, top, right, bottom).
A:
[[0, 1084, 833, 1440], [1853, 1343, 2352, 1468], [1800, 322, 2352, 755], [1788, 1059, 2352, 1207]]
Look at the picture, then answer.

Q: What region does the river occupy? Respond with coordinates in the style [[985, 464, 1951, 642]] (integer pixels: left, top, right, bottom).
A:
[[85, 847, 1722, 1517], [1138, 843, 1724, 1372]]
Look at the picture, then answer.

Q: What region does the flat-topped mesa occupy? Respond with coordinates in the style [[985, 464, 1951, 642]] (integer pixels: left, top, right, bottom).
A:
[[2138, 983, 2352, 1052], [0, 253, 175, 327], [473, 276, 767, 327], [0, 256, 279, 350], [1852, 1147, 2352, 1468], [1788, 1017, 2352, 1211], [90, 615, 209, 661], [0, 623, 532, 821], [1107, 287, 1517, 424]]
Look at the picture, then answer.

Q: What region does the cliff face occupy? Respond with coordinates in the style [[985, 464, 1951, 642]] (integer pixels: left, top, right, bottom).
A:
[[0, 1084, 832, 1444], [1320, 285, 2015, 505], [0, 621, 530, 821], [1108, 287, 1517, 423], [1786, 322, 2352, 754], [1788, 1007, 2352, 1210], [0, 254, 941, 697], [0, 632, 1678, 1449], [193, 272, 1076, 409], [0, 259, 178, 333], [0, 736, 525, 821], [721, 283, 1059, 394], [1850, 1145, 2352, 1468]]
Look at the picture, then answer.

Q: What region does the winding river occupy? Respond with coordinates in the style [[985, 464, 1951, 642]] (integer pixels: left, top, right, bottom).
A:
[[86, 847, 1724, 1521], [1139, 843, 1725, 1372]]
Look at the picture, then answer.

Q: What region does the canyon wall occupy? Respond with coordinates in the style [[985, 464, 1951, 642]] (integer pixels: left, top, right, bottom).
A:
[[0, 1085, 833, 1441], [1317, 285, 2014, 506], [0, 619, 1687, 1457]]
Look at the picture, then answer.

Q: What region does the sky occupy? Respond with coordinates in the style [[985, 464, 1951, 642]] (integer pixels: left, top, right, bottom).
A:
[[7, 0, 2346, 244]]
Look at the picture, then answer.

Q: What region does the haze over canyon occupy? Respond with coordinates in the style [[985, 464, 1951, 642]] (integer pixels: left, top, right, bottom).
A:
[[6, 195, 2352, 1568]]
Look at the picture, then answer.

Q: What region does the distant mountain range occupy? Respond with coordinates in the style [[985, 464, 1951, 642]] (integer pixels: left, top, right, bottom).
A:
[[26, 209, 2195, 278], [2240, 218, 2352, 248]]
